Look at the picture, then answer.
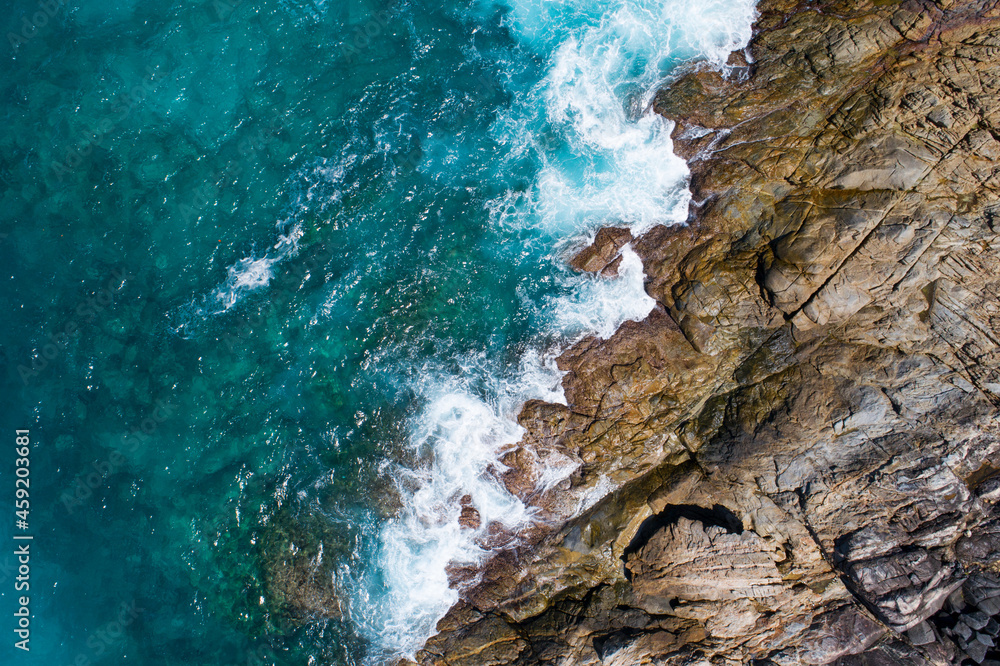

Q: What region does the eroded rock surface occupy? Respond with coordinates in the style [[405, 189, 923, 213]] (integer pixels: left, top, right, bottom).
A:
[[569, 227, 634, 277], [411, 1, 1000, 664], [625, 515, 784, 606]]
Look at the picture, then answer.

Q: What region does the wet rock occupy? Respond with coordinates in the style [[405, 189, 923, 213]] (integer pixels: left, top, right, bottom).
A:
[[414, 0, 1000, 663], [958, 515, 1000, 567], [947, 588, 967, 614], [981, 597, 1000, 616], [968, 574, 1000, 606], [446, 562, 481, 589], [568, 227, 633, 277], [966, 638, 989, 664], [836, 545, 961, 631], [837, 638, 937, 665], [458, 494, 481, 530], [970, 611, 993, 631], [799, 605, 885, 663]]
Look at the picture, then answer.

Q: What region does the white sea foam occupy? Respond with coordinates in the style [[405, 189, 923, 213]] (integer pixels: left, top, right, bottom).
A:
[[176, 156, 352, 329], [550, 245, 656, 340], [206, 223, 303, 313], [351, 247, 656, 659], [361, 0, 758, 661], [532, 31, 691, 236], [515, 348, 568, 406], [354, 373, 535, 661], [501, 0, 756, 69], [492, 0, 757, 240]]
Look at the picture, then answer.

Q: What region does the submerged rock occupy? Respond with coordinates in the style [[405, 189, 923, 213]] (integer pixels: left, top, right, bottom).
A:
[[415, 0, 1000, 663], [458, 494, 481, 530], [259, 511, 346, 625]]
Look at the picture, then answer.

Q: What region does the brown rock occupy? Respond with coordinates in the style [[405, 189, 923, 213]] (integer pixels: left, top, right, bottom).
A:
[[568, 227, 633, 276], [625, 517, 783, 605], [413, 1, 1000, 663], [797, 605, 885, 664], [458, 495, 481, 530]]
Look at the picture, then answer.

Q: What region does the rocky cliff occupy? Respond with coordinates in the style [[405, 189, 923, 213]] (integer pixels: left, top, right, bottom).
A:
[[411, 1, 1000, 663]]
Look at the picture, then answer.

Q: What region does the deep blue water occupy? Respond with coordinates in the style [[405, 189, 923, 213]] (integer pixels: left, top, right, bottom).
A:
[[0, 0, 755, 663]]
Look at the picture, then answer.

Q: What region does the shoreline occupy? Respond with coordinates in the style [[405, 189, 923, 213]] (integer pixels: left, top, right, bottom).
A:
[[409, 1, 1000, 663]]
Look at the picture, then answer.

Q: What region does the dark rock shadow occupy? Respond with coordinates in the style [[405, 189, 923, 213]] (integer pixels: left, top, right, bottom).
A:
[[622, 503, 744, 580]]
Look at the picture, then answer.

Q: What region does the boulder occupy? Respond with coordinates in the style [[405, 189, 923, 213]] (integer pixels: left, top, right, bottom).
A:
[[568, 227, 633, 277]]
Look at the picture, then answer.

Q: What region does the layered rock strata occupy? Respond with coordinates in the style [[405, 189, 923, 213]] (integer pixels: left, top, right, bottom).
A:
[[412, 1, 1000, 663]]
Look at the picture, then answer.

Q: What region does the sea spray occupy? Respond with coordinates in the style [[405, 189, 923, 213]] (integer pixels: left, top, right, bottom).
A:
[[349, 367, 536, 662], [173, 154, 358, 330], [353, 248, 657, 660], [550, 245, 656, 340], [158, 0, 757, 661], [208, 223, 304, 313], [361, 0, 759, 661]]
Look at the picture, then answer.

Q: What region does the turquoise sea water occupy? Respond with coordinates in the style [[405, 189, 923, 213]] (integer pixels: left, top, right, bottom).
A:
[[0, 0, 755, 663]]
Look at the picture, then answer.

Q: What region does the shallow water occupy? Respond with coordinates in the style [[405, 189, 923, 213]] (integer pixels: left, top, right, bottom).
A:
[[0, 0, 755, 663]]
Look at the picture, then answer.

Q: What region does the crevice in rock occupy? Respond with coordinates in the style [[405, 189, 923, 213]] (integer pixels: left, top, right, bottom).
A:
[[592, 628, 644, 661], [621, 503, 744, 570]]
